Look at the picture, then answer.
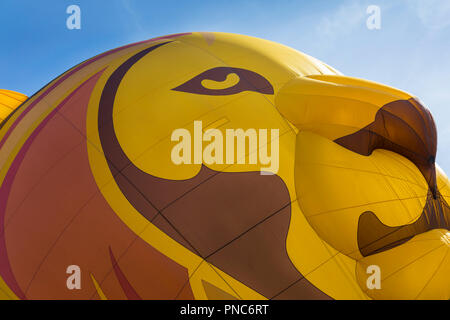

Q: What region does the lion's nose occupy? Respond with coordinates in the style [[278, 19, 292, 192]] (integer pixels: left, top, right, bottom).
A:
[[335, 98, 439, 198], [276, 74, 449, 257], [275, 75, 438, 196]]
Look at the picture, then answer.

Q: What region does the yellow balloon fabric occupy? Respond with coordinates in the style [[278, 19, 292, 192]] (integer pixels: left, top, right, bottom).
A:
[[0, 89, 27, 122]]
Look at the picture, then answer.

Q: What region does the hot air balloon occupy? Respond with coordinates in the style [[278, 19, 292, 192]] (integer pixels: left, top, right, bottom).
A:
[[0, 32, 448, 300]]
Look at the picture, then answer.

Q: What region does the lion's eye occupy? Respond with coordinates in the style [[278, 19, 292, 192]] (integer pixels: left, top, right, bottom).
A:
[[172, 67, 274, 96]]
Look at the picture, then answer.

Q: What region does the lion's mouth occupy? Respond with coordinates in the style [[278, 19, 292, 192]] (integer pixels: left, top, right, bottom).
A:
[[357, 190, 450, 256]]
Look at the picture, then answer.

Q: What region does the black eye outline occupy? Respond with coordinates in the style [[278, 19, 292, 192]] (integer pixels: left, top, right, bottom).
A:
[[172, 67, 274, 96]]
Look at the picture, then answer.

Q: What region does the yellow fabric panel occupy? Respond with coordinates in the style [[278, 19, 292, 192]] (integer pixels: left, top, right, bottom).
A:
[[90, 274, 107, 300], [275, 75, 413, 140], [183, 32, 340, 78], [306, 251, 370, 300], [0, 89, 27, 122], [0, 274, 18, 300], [307, 74, 413, 100], [356, 229, 449, 300]]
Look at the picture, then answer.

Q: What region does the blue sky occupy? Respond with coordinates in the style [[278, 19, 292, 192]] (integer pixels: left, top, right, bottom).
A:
[[1, 0, 449, 172]]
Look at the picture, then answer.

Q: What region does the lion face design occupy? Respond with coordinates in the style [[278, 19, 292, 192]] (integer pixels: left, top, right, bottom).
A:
[[0, 32, 448, 300]]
